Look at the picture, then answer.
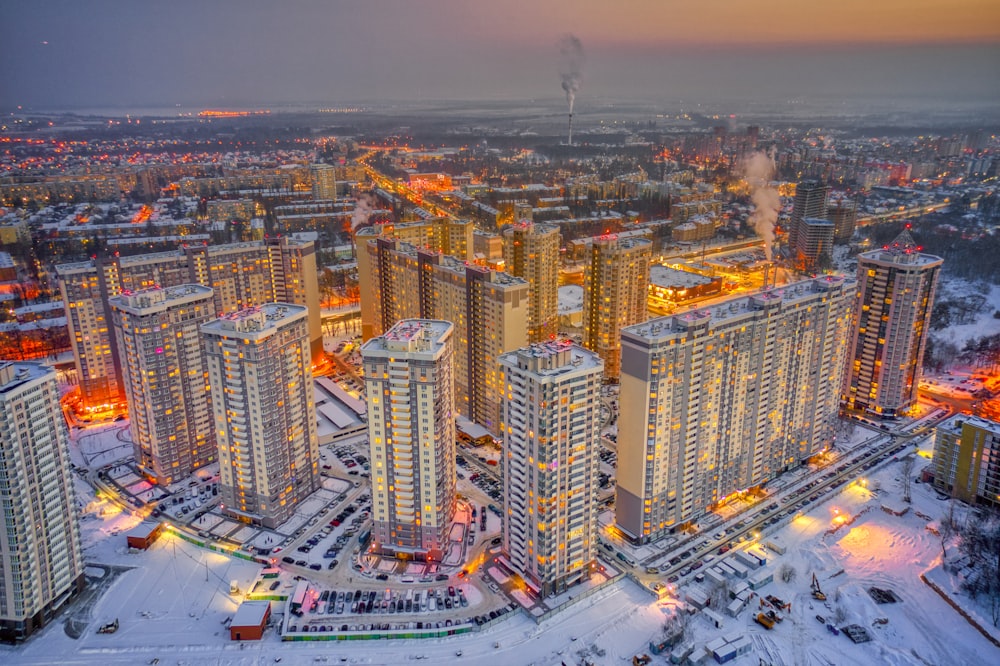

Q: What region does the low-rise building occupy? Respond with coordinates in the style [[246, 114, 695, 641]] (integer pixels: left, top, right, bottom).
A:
[[933, 415, 1000, 508]]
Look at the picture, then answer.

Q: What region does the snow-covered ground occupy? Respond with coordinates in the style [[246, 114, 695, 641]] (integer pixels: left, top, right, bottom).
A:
[[6, 441, 999, 665]]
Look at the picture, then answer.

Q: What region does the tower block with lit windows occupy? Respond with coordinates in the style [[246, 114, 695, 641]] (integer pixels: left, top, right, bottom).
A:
[[502, 221, 561, 342], [582, 235, 652, 381], [615, 276, 853, 543], [499, 340, 603, 596], [842, 228, 942, 417], [0, 362, 86, 642], [202, 303, 319, 529], [363, 319, 456, 561], [110, 284, 216, 486], [57, 237, 321, 416]]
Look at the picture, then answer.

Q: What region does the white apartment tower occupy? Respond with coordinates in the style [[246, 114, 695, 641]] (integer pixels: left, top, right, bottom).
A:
[[202, 304, 319, 529], [363, 320, 456, 561], [843, 229, 942, 417], [615, 276, 853, 543], [110, 284, 216, 486], [499, 341, 603, 597], [0, 362, 86, 641], [583, 235, 652, 381]]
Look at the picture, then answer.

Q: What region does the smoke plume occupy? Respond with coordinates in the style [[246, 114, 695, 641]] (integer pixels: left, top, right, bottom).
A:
[[351, 193, 374, 232], [559, 35, 584, 114], [743, 149, 780, 261]]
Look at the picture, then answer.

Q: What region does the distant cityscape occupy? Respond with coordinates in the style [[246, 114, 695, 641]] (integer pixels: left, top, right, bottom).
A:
[[1, 97, 999, 664]]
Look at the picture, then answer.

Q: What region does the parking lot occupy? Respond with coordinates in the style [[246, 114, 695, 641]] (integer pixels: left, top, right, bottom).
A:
[[285, 580, 519, 636]]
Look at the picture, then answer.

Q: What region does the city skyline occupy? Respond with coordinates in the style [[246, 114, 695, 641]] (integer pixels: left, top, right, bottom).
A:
[[1, 5, 999, 655], [1, 2, 998, 110]]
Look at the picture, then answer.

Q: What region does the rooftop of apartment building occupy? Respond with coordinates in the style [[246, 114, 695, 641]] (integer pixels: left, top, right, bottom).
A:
[[503, 339, 602, 374], [0, 361, 50, 392], [859, 228, 943, 266], [363, 319, 452, 357], [110, 283, 214, 313], [937, 413, 1000, 437], [625, 274, 850, 340], [204, 303, 306, 335]]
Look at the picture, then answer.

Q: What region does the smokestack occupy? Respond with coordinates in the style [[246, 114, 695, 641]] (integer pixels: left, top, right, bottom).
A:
[[559, 35, 584, 146]]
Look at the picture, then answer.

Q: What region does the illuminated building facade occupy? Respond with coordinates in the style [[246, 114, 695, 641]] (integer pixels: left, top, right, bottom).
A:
[[615, 276, 853, 543], [359, 237, 529, 432], [363, 319, 456, 561], [499, 341, 603, 597], [356, 219, 475, 341], [0, 362, 85, 642], [933, 415, 1000, 508], [842, 229, 942, 417], [310, 163, 338, 200], [57, 237, 322, 413], [202, 304, 319, 529], [109, 284, 216, 486], [502, 222, 560, 342], [583, 236, 652, 381]]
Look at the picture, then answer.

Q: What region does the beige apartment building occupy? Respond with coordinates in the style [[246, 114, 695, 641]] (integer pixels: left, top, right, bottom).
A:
[[843, 229, 942, 417], [499, 341, 603, 597], [202, 304, 319, 529], [0, 362, 86, 641], [109, 284, 216, 485], [616, 276, 853, 543], [583, 235, 652, 381], [502, 221, 561, 342], [359, 237, 528, 433], [363, 319, 456, 561], [57, 237, 322, 412]]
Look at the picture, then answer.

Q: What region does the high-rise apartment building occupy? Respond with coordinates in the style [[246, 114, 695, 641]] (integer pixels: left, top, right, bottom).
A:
[[355, 219, 475, 340], [109, 284, 216, 486], [788, 180, 829, 253], [57, 238, 322, 413], [363, 319, 456, 561], [202, 304, 319, 529], [359, 237, 529, 432], [793, 217, 835, 270], [842, 229, 942, 417], [502, 222, 561, 342], [0, 362, 86, 641], [932, 415, 1000, 508], [583, 235, 652, 381], [828, 197, 858, 243], [310, 163, 338, 200], [615, 276, 853, 543], [499, 341, 603, 596]]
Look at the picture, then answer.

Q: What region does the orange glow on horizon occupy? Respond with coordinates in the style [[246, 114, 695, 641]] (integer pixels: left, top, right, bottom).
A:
[[495, 1, 1000, 48]]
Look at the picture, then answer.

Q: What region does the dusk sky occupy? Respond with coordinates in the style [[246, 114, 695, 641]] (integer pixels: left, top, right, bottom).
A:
[[1, 0, 998, 110]]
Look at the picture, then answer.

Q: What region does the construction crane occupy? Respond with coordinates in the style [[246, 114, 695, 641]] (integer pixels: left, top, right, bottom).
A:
[[811, 573, 827, 601]]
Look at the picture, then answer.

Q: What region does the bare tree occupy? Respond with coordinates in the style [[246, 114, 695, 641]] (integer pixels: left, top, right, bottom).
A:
[[709, 580, 729, 610], [957, 513, 1000, 626], [661, 608, 689, 645], [940, 496, 958, 561], [902, 456, 914, 503], [779, 563, 797, 583]]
